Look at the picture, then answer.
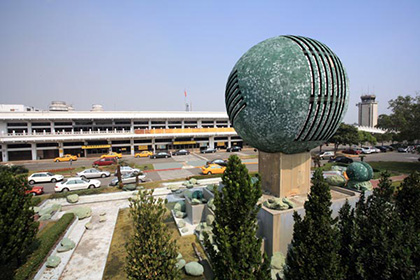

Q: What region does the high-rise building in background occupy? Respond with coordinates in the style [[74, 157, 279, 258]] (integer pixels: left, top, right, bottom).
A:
[[357, 95, 378, 127]]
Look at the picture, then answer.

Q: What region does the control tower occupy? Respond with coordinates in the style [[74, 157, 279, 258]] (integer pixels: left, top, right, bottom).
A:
[[357, 95, 378, 127]]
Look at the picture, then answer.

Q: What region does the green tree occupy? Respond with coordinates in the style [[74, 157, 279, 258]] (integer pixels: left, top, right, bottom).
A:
[[284, 169, 343, 280], [376, 94, 420, 141], [204, 155, 270, 280], [0, 171, 38, 279], [357, 130, 377, 146], [329, 123, 359, 153], [125, 189, 180, 280], [350, 172, 416, 279], [395, 171, 420, 228], [337, 200, 357, 279]]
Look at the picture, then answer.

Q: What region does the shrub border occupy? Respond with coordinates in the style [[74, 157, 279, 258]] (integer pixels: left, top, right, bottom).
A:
[[14, 213, 76, 280]]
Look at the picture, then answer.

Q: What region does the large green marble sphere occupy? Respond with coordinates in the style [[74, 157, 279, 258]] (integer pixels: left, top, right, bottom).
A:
[[225, 35, 349, 154]]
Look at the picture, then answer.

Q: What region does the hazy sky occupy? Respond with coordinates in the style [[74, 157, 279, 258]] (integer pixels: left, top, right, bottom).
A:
[[1, 0, 419, 124]]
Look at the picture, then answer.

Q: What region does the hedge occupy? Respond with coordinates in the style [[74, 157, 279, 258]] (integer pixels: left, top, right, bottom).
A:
[[49, 188, 103, 199], [14, 213, 75, 280]]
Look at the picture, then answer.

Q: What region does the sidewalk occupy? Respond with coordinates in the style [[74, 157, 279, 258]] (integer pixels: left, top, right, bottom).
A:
[[370, 175, 408, 188]]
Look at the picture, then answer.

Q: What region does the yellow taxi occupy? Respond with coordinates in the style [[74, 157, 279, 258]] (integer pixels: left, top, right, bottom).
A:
[[135, 151, 153, 158], [54, 154, 78, 162], [101, 152, 122, 159], [201, 164, 226, 175]]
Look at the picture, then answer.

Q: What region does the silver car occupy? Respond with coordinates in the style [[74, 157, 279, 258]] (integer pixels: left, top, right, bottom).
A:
[[114, 166, 140, 176], [109, 172, 146, 186], [77, 168, 111, 179]]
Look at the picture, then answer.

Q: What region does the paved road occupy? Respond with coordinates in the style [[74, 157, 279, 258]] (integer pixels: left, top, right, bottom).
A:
[[9, 148, 418, 194], [20, 150, 258, 194]]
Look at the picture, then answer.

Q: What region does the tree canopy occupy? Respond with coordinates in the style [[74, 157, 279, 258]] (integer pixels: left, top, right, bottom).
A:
[[328, 123, 359, 152], [376, 94, 420, 141]]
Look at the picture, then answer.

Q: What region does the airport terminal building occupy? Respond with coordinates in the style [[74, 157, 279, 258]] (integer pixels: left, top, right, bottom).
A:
[[0, 109, 242, 162]]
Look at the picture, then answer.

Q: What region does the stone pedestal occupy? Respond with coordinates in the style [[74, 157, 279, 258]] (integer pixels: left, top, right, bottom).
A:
[[258, 151, 311, 197]]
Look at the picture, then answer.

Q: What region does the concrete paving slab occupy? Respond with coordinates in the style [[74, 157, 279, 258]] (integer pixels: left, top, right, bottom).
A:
[[35, 217, 91, 280], [157, 169, 194, 181], [153, 162, 183, 170], [187, 160, 206, 167], [172, 210, 197, 236], [60, 200, 128, 280]]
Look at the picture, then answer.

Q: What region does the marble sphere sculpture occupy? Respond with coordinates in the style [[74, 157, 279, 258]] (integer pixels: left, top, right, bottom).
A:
[[225, 35, 349, 154]]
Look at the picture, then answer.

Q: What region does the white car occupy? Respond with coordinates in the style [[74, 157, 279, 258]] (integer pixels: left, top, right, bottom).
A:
[[319, 151, 335, 160], [109, 172, 146, 186], [55, 177, 101, 192], [28, 172, 64, 185], [115, 166, 140, 176], [77, 168, 110, 179], [361, 147, 374, 154]]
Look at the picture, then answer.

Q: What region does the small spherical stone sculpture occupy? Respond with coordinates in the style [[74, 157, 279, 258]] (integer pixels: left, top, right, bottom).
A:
[[346, 162, 373, 191], [225, 35, 349, 154]]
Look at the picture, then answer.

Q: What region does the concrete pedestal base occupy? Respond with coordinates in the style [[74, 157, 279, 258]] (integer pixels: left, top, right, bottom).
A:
[[258, 151, 311, 197]]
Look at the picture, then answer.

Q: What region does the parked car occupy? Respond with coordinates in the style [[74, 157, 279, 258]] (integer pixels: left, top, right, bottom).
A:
[[25, 186, 44, 196], [109, 172, 146, 186], [150, 152, 171, 159], [206, 159, 228, 166], [115, 166, 140, 176], [28, 172, 64, 185], [134, 151, 153, 158], [54, 154, 77, 162], [319, 151, 335, 160], [226, 146, 242, 152], [342, 149, 361, 155], [200, 148, 217, 154], [328, 156, 353, 164], [93, 157, 117, 167], [201, 164, 226, 175], [172, 149, 190, 156], [77, 168, 110, 179], [361, 147, 374, 154], [55, 177, 101, 192], [383, 145, 394, 151], [398, 147, 409, 153], [375, 146, 387, 153], [101, 152, 122, 159]]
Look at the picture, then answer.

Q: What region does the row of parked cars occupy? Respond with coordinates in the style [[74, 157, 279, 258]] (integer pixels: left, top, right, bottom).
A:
[[27, 165, 147, 194], [54, 146, 244, 163]]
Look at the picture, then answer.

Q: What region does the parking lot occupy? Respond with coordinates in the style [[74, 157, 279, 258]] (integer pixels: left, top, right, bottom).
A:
[[5, 147, 419, 194]]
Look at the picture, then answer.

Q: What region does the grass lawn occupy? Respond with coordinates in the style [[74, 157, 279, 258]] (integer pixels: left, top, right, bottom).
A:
[[368, 161, 420, 175], [103, 206, 207, 280]]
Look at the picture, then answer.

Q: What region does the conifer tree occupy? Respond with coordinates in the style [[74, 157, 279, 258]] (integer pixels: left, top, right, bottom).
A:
[[284, 169, 343, 280], [125, 190, 180, 280], [204, 155, 270, 280], [395, 171, 420, 228], [0, 170, 38, 279], [337, 200, 356, 279], [351, 172, 416, 279]]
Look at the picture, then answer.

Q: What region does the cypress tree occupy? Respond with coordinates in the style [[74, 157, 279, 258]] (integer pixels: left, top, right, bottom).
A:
[[284, 169, 343, 280], [204, 155, 270, 280], [395, 171, 420, 229], [337, 200, 357, 279], [351, 172, 416, 279], [0, 170, 38, 279], [125, 190, 180, 280]]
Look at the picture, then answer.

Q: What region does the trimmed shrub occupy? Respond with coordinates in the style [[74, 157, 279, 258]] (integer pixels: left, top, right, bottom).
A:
[[14, 213, 75, 280]]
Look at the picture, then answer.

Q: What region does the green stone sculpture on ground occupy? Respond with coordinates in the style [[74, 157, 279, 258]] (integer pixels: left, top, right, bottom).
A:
[[57, 237, 75, 252], [326, 175, 346, 187], [66, 206, 92, 219], [66, 194, 79, 203], [46, 255, 61, 268], [184, 261, 204, 276]]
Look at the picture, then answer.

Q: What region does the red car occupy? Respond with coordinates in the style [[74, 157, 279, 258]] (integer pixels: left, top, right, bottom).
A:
[[93, 157, 117, 167], [26, 186, 44, 196], [342, 149, 361, 155]]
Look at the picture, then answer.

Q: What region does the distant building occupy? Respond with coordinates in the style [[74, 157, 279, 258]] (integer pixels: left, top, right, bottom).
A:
[[49, 101, 74, 111], [0, 104, 40, 112], [356, 95, 378, 127]]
